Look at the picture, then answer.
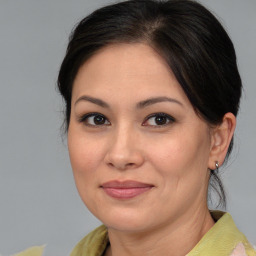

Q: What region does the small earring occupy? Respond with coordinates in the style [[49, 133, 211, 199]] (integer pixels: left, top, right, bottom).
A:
[[215, 161, 219, 173]]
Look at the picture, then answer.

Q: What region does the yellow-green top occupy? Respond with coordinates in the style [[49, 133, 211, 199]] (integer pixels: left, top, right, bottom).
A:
[[12, 211, 255, 256]]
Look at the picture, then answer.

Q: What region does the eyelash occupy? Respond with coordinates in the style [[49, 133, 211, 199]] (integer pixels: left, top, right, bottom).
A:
[[142, 113, 175, 127], [78, 112, 110, 127], [78, 112, 175, 127]]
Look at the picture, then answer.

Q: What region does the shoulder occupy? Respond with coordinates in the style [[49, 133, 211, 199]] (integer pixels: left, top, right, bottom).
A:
[[188, 211, 256, 256], [10, 245, 45, 256], [70, 225, 109, 256]]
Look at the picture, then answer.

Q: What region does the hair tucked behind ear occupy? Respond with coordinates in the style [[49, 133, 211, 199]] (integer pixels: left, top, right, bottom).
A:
[[58, 0, 242, 208], [209, 170, 227, 208]]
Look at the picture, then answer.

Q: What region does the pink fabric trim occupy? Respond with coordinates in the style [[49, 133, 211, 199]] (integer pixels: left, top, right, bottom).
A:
[[230, 243, 247, 256]]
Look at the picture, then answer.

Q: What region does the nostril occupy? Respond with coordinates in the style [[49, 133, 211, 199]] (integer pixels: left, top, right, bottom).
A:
[[106, 161, 135, 170], [107, 163, 114, 167]]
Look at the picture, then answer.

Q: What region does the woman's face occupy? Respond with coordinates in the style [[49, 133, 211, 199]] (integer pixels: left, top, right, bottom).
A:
[[68, 43, 214, 232]]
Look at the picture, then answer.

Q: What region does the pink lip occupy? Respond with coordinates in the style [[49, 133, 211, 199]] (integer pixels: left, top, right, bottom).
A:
[[101, 180, 154, 199]]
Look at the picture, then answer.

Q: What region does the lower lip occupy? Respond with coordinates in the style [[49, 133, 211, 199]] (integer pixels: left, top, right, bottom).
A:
[[102, 187, 152, 199]]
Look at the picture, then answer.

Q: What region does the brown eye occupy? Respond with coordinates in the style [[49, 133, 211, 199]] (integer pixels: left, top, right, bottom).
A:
[[79, 113, 110, 126], [143, 113, 175, 126], [155, 116, 168, 125], [94, 115, 106, 125]]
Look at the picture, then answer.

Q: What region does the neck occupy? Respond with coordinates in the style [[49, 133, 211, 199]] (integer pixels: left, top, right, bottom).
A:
[[105, 206, 214, 256]]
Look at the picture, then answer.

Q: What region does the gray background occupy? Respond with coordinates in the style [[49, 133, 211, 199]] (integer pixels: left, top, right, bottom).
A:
[[0, 0, 255, 255]]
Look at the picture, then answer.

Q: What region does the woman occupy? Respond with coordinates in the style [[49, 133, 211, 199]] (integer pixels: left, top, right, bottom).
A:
[[6, 0, 255, 255], [14, 0, 253, 255], [56, 0, 256, 255]]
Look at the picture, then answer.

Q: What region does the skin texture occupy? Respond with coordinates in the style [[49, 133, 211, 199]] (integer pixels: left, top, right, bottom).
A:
[[68, 43, 236, 256]]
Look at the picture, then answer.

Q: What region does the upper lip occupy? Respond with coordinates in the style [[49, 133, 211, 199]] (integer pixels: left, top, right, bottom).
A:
[[101, 180, 154, 188]]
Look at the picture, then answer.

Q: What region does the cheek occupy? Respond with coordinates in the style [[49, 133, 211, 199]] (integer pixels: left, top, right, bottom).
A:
[[146, 130, 211, 214], [147, 137, 196, 173], [67, 129, 103, 187], [146, 127, 211, 185], [67, 130, 107, 215]]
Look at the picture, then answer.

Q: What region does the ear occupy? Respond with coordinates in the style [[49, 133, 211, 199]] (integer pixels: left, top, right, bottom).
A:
[[208, 112, 236, 170]]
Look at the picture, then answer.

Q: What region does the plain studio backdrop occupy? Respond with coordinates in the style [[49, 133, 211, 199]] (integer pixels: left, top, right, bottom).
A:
[[0, 0, 255, 255]]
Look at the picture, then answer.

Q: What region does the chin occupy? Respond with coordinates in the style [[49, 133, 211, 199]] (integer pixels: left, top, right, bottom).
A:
[[93, 206, 156, 233]]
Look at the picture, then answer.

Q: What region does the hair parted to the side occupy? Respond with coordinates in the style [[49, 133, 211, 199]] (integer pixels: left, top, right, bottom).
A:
[[58, 0, 242, 208]]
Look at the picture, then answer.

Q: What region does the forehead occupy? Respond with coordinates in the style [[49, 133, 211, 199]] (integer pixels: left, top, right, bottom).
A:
[[72, 43, 190, 106]]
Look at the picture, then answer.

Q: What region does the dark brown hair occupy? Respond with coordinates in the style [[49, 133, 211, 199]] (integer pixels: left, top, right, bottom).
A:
[[58, 0, 242, 207]]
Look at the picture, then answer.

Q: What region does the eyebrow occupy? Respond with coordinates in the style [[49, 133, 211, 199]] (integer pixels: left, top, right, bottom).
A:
[[74, 95, 183, 109], [136, 96, 183, 109], [75, 95, 110, 108]]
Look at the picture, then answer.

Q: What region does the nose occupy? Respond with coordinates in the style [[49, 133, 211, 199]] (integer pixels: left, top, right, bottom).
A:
[[104, 126, 144, 170]]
